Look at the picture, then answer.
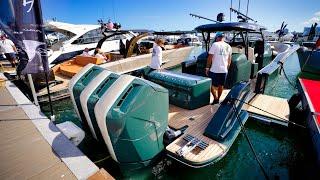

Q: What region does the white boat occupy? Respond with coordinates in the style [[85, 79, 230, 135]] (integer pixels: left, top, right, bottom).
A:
[[45, 21, 135, 66], [178, 34, 202, 46]]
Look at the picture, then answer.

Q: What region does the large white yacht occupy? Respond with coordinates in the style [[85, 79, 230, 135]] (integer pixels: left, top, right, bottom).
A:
[[45, 21, 135, 66]]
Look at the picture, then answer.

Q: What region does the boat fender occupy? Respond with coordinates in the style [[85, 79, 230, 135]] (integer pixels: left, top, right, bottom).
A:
[[288, 93, 302, 110]]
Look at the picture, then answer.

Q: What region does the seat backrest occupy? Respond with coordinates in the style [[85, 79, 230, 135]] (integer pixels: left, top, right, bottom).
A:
[[231, 46, 244, 54], [74, 55, 104, 66]]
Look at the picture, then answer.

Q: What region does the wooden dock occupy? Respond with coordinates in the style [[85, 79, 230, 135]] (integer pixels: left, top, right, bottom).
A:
[[243, 94, 290, 126], [0, 73, 114, 180], [210, 89, 290, 126]]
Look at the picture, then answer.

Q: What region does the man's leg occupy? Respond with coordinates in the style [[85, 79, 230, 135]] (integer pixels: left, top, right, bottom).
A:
[[5, 53, 15, 67], [217, 85, 224, 100], [211, 86, 218, 101]]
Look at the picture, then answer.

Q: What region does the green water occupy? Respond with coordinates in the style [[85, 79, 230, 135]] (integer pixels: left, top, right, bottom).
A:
[[42, 47, 318, 179]]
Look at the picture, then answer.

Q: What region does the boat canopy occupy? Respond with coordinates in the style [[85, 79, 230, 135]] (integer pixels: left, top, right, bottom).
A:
[[195, 22, 266, 32]]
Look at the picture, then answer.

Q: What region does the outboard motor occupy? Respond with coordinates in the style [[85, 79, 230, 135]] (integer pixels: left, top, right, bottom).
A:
[[94, 75, 169, 170], [69, 64, 105, 129], [204, 81, 250, 141], [80, 71, 120, 142]]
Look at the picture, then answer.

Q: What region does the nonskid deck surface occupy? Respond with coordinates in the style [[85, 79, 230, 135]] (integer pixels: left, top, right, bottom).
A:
[[167, 104, 227, 164]]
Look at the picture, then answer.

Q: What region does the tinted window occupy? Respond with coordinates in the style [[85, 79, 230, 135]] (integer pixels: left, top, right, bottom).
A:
[[72, 28, 103, 44]]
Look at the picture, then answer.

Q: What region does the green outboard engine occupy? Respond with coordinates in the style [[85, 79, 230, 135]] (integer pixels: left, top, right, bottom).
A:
[[79, 71, 120, 142], [69, 64, 104, 128], [204, 81, 250, 141], [94, 75, 169, 170], [146, 70, 211, 110]]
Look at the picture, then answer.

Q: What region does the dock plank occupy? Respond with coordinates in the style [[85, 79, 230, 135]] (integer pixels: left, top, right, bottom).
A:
[[243, 94, 289, 124]]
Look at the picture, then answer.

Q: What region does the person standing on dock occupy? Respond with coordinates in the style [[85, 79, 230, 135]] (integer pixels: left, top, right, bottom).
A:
[[0, 34, 18, 67], [149, 38, 165, 70], [205, 32, 232, 104]]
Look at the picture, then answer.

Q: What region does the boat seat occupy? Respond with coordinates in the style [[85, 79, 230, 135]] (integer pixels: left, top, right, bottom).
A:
[[59, 63, 83, 77], [57, 56, 105, 77], [231, 46, 256, 63], [146, 70, 211, 110], [74, 55, 105, 66]]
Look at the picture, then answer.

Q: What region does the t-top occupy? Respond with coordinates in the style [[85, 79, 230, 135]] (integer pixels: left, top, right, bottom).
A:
[[150, 43, 162, 69], [0, 39, 15, 54], [208, 41, 232, 73]]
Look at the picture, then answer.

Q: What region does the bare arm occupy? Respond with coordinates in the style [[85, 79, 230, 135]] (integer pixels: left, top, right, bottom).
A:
[[206, 54, 214, 76], [12, 45, 17, 53], [227, 54, 231, 69]]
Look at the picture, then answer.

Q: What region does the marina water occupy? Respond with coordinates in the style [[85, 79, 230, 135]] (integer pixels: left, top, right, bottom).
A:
[[42, 47, 317, 179]]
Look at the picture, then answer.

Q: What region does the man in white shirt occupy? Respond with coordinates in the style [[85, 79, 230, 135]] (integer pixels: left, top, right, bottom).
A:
[[149, 38, 164, 70], [0, 34, 18, 67], [205, 32, 232, 104]]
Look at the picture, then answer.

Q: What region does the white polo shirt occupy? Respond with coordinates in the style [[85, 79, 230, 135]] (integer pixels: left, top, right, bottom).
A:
[[0, 39, 15, 54], [208, 41, 232, 73], [150, 43, 162, 69]]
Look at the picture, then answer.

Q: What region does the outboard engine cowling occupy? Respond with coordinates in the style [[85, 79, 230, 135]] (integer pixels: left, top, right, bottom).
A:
[[69, 64, 104, 128], [94, 75, 169, 170], [80, 71, 120, 141]]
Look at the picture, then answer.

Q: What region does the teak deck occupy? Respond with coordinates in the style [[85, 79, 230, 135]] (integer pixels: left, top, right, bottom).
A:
[[167, 104, 227, 164]]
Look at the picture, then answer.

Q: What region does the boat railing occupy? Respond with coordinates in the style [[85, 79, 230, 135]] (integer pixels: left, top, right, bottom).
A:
[[255, 44, 300, 94]]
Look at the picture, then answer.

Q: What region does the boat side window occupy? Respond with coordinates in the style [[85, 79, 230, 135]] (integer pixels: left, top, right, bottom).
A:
[[71, 29, 103, 45]]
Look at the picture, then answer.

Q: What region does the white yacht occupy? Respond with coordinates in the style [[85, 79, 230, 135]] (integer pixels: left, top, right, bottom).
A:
[[177, 34, 202, 46], [45, 21, 135, 66]]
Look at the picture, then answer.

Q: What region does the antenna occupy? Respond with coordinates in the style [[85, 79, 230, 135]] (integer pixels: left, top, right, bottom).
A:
[[189, 13, 220, 23], [230, 0, 256, 23], [230, 8, 257, 23]]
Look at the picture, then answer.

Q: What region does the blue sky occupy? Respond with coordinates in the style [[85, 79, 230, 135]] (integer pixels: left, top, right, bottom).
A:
[[41, 0, 319, 32]]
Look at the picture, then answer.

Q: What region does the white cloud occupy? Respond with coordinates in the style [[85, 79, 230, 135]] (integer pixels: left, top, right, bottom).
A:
[[303, 11, 320, 25]]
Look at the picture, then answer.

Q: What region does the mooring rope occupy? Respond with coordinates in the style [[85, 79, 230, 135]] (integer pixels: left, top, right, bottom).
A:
[[232, 97, 306, 129], [231, 104, 270, 180]]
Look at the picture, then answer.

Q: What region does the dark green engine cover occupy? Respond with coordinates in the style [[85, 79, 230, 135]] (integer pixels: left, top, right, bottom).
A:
[[225, 53, 252, 88], [106, 79, 168, 165], [73, 66, 104, 125], [146, 70, 211, 109], [87, 73, 120, 142]]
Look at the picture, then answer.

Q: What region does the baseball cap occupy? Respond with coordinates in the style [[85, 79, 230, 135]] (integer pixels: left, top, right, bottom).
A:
[[215, 32, 225, 37]]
